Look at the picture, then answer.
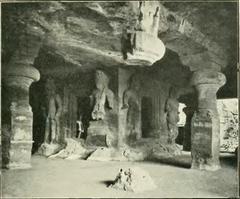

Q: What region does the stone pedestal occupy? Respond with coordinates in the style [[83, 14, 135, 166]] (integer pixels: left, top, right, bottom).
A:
[[190, 70, 226, 170], [183, 106, 195, 151], [86, 120, 116, 147]]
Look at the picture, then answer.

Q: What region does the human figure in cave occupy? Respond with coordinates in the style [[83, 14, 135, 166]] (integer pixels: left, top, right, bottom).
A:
[[43, 78, 62, 144]]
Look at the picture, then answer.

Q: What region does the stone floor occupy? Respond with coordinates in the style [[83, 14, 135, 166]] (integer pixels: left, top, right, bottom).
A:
[[1, 152, 238, 198]]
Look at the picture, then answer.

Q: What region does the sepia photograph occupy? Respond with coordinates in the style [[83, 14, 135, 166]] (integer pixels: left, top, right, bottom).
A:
[[0, 0, 239, 198]]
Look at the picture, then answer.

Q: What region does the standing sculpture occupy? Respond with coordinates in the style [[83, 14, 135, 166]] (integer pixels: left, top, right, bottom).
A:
[[165, 87, 180, 144], [76, 115, 84, 139], [90, 70, 114, 120], [135, 1, 160, 36], [122, 75, 141, 141], [44, 78, 62, 144], [86, 70, 115, 147]]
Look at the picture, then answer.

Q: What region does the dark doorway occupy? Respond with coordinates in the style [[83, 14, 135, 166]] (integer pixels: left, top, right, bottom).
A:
[[30, 80, 46, 154], [141, 96, 152, 138], [77, 97, 91, 139]]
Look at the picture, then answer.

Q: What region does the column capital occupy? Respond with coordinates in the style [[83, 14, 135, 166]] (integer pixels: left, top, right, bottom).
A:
[[191, 69, 226, 87], [3, 65, 40, 90], [3, 23, 43, 90]]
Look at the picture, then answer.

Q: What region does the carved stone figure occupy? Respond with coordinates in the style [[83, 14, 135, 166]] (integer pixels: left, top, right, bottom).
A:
[[122, 75, 141, 140], [135, 2, 160, 37], [121, 26, 135, 60], [43, 78, 62, 144], [76, 115, 84, 139], [90, 70, 114, 120], [121, 2, 160, 61], [165, 87, 180, 144]]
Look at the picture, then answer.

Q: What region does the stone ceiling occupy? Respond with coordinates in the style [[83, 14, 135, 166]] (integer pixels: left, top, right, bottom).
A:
[[2, 1, 238, 97]]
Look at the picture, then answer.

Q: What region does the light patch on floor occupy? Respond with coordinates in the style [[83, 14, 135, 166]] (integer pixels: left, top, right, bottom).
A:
[[1, 153, 238, 198]]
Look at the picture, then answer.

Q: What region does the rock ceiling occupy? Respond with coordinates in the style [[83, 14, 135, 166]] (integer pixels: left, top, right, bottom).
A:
[[1, 1, 238, 97]]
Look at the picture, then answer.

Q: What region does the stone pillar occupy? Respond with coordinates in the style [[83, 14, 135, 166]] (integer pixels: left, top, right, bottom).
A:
[[117, 68, 134, 148], [151, 94, 168, 142], [2, 24, 44, 169], [182, 106, 195, 151], [191, 70, 226, 171]]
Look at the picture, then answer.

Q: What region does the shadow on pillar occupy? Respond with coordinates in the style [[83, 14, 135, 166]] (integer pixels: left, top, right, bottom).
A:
[[1, 83, 12, 168], [30, 80, 46, 154], [141, 96, 153, 138]]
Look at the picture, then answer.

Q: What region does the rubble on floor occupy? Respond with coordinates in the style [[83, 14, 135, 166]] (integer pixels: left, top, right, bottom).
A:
[[37, 136, 182, 162], [48, 138, 95, 160], [87, 147, 128, 161], [109, 167, 157, 193], [37, 143, 64, 157]]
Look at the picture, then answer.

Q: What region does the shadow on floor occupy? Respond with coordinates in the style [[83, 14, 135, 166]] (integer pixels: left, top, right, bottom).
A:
[[100, 180, 114, 187], [145, 154, 192, 169], [220, 153, 238, 168], [145, 152, 238, 170]]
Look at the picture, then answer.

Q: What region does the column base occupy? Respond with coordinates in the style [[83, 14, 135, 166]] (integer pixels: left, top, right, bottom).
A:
[[191, 158, 221, 171], [191, 109, 221, 171], [6, 140, 33, 170]]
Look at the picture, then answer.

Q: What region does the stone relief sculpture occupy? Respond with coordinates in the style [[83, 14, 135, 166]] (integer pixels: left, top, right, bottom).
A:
[[121, 26, 135, 60], [135, 1, 160, 36], [43, 78, 62, 144], [165, 87, 180, 144], [121, 2, 160, 60], [87, 70, 115, 147], [90, 70, 114, 120], [122, 75, 141, 140]]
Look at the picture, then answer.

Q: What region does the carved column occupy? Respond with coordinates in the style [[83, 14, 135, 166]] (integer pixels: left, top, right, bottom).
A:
[[182, 106, 195, 151], [191, 70, 226, 171], [2, 25, 44, 169]]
